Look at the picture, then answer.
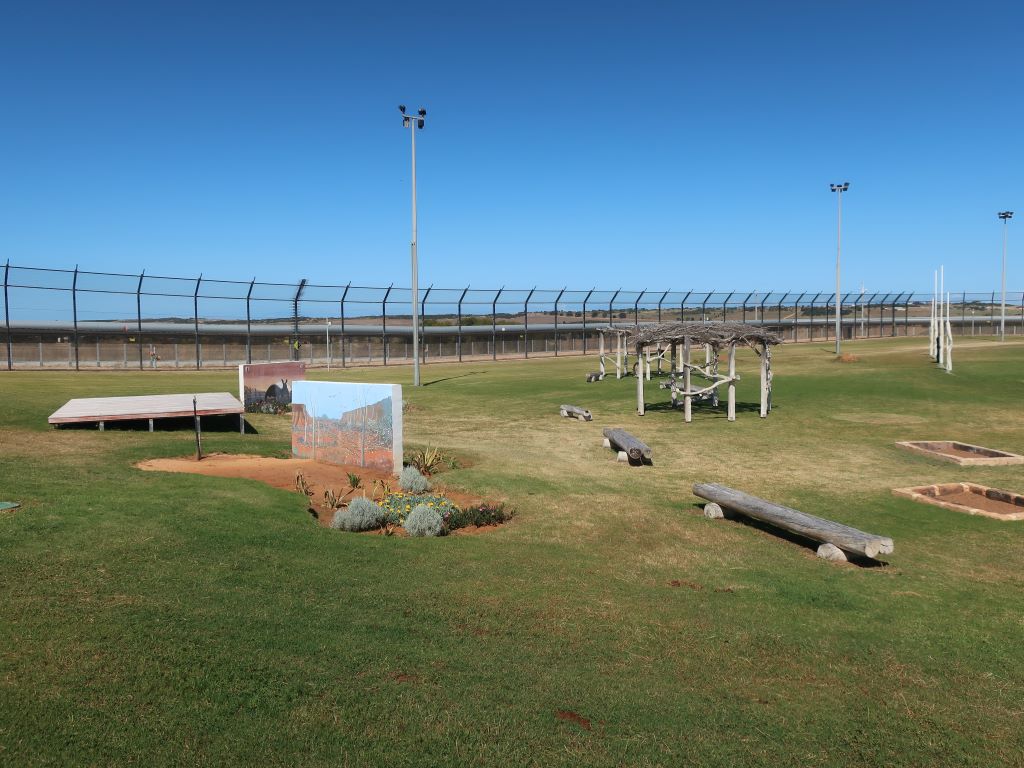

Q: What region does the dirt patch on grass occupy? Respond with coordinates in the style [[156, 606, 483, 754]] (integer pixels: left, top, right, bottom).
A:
[[135, 453, 506, 533], [834, 353, 860, 363]]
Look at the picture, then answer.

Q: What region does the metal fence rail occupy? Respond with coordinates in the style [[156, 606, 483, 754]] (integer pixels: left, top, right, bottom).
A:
[[3, 262, 1023, 370]]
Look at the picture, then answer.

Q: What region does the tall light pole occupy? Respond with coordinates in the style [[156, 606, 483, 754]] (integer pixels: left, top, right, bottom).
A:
[[830, 182, 850, 353], [400, 104, 427, 386], [999, 211, 1014, 342]]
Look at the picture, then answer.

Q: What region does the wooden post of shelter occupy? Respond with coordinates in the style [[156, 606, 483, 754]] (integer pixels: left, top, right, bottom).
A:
[[636, 342, 645, 415], [683, 337, 692, 423], [759, 342, 769, 418], [598, 330, 606, 377], [616, 334, 623, 379], [727, 343, 736, 422]]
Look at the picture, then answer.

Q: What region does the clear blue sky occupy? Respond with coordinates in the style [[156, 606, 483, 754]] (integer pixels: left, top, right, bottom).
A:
[[1, 0, 1020, 293]]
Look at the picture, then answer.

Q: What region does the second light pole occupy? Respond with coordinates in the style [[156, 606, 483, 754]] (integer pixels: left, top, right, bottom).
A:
[[830, 182, 850, 353], [400, 104, 427, 386], [999, 210, 1014, 342]]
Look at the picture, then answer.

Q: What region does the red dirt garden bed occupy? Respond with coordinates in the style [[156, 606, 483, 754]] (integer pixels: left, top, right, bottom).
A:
[[136, 454, 509, 535]]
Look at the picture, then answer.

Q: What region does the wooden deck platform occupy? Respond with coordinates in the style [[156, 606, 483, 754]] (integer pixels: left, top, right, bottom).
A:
[[48, 392, 245, 432]]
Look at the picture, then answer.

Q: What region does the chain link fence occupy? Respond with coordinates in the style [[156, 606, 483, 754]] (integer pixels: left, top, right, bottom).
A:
[[4, 262, 1022, 370]]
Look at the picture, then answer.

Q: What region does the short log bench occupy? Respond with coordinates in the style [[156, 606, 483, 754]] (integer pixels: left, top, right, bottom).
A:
[[603, 427, 652, 465], [586, 371, 605, 383], [693, 482, 894, 561], [559, 404, 593, 421]]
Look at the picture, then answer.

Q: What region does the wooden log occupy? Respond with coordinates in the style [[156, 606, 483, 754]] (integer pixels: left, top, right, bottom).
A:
[[586, 371, 604, 382], [692, 482, 894, 559], [560, 404, 592, 421], [603, 428, 652, 462]]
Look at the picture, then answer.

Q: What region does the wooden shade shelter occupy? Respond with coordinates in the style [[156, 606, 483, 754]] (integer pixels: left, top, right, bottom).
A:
[[627, 322, 781, 422]]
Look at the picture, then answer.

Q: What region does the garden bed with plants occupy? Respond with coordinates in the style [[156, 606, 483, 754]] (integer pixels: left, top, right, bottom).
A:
[[136, 451, 511, 537]]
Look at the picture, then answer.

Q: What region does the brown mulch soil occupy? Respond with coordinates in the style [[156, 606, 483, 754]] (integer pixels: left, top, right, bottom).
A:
[[936, 490, 1024, 517], [136, 453, 505, 533]]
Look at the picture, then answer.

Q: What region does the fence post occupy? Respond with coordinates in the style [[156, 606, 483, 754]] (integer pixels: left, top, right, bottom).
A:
[[701, 292, 713, 324], [3, 261, 11, 370], [582, 288, 594, 354], [554, 287, 565, 356], [245, 278, 255, 364], [905, 294, 911, 335], [741, 291, 753, 324], [457, 285, 469, 361], [657, 289, 670, 325], [420, 285, 432, 363], [680, 290, 692, 322], [523, 287, 536, 359], [193, 274, 203, 369], [381, 283, 393, 365], [722, 291, 734, 322], [774, 292, 786, 327], [609, 288, 621, 328], [890, 293, 903, 336], [792, 293, 805, 340], [808, 293, 819, 339], [991, 291, 996, 334], [633, 289, 647, 327], [339, 283, 350, 367], [492, 287, 504, 361], [291, 279, 307, 362], [136, 270, 145, 369], [73, 265, 80, 370]]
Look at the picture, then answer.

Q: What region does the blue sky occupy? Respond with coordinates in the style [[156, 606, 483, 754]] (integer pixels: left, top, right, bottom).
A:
[[1, 0, 1020, 293]]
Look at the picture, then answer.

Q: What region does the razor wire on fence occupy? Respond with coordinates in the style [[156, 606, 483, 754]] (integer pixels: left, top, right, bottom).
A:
[[3, 262, 1023, 370]]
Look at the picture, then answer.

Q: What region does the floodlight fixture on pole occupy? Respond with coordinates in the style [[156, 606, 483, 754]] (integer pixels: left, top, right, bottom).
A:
[[999, 211, 1014, 342], [830, 182, 850, 354], [400, 104, 427, 385]]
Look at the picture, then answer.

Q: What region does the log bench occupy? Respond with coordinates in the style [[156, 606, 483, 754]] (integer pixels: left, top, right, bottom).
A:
[[693, 482, 894, 561], [603, 427, 652, 465], [586, 371, 605, 383], [559, 404, 593, 421]]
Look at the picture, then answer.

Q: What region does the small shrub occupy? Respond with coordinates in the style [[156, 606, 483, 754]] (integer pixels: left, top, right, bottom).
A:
[[331, 497, 385, 532], [398, 466, 432, 493], [405, 504, 443, 537], [446, 502, 513, 530]]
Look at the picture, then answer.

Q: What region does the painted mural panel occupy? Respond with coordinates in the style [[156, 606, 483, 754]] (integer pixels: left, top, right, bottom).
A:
[[239, 362, 306, 412], [291, 381, 403, 474]]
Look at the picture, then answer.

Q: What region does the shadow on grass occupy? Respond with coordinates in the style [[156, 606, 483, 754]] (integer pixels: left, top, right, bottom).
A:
[[645, 400, 766, 415], [689, 502, 888, 568], [423, 371, 486, 386], [58, 414, 257, 434]]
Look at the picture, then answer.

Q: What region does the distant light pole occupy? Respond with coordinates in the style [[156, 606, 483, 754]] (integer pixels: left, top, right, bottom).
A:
[[326, 319, 331, 370], [830, 182, 850, 353], [400, 104, 427, 386], [999, 211, 1014, 341]]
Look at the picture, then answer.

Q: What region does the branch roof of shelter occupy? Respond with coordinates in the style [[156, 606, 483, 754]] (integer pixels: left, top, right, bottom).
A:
[[594, 325, 636, 337], [628, 322, 782, 348]]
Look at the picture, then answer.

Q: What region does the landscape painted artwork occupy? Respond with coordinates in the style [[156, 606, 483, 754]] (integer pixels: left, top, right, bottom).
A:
[[291, 381, 403, 473], [239, 362, 306, 412]]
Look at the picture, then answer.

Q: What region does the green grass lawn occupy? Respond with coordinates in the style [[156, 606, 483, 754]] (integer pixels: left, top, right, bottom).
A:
[[3, 337, 1024, 766]]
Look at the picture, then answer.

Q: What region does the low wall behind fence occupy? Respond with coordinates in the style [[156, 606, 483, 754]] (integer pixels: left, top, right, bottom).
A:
[[3, 262, 1022, 369]]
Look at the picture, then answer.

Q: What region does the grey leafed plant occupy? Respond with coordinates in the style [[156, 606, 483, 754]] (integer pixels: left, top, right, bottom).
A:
[[405, 504, 443, 537], [331, 497, 385, 532], [398, 466, 432, 494]]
